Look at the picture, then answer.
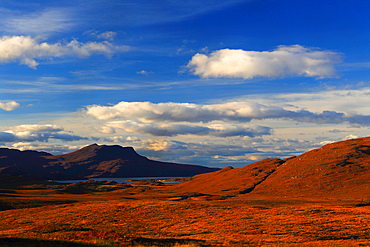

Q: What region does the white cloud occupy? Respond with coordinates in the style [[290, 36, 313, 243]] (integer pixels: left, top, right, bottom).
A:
[[0, 101, 20, 111], [187, 45, 342, 79], [10, 124, 64, 133], [84, 101, 360, 125], [0, 36, 129, 68], [82, 99, 370, 145], [84, 101, 275, 122]]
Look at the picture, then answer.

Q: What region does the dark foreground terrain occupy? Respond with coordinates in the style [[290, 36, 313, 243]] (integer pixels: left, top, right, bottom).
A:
[[2, 137, 370, 246]]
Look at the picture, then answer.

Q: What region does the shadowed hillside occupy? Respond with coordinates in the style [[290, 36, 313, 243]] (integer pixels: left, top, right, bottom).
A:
[[0, 144, 219, 180], [172, 137, 370, 200], [0, 149, 51, 177]]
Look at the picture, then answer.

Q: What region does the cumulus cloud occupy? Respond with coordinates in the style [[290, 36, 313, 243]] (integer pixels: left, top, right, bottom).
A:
[[107, 120, 271, 137], [0, 101, 20, 111], [84, 101, 280, 122], [10, 124, 64, 133], [0, 36, 129, 68], [187, 45, 342, 79], [84, 101, 363, 125]]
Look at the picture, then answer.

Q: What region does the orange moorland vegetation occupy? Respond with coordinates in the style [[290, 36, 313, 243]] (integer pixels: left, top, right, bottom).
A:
[[2, 137, 370, 246]]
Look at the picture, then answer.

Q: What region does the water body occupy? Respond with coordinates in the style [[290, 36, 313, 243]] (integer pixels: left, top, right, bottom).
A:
[[54, 177, 182, 184]]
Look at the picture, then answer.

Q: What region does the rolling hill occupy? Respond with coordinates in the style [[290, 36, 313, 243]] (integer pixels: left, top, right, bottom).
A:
[[172, 136, 370, 200], [0, 144, 220, 180]]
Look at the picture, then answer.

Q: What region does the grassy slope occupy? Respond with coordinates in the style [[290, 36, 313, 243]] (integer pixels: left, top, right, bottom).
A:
[[0, 178, 370, 246]]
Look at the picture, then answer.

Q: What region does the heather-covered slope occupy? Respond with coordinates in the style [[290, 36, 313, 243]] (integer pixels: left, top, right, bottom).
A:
[[0, 144, 219, 180], [251, 137, 370, 200], [173, 137, 370, 200]]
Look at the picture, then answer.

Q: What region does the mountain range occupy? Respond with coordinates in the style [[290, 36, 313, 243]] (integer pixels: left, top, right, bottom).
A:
[[3, 137, 370, 201], [0, 144, 220, 180]]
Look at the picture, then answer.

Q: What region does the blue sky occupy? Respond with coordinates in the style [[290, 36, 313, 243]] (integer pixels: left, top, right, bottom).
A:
[[1, 0, 370, 168]]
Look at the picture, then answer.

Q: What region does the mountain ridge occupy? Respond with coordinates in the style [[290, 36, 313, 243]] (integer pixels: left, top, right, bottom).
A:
[[0, 144, 220, 180]]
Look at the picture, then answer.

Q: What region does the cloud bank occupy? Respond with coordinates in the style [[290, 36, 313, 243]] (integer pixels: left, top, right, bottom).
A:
[[187, 45, 342, 79], [0, 36, 129, 68], [83, 100, 370, 140], [84, 101, 361, 125], [0, 124, 87, 143]]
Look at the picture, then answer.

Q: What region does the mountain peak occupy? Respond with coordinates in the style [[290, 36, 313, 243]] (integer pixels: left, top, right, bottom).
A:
[[0, 143, 220, 180]]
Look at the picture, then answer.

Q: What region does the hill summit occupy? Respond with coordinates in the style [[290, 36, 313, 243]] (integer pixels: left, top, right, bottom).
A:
[[173, 137, 370, 200], [0, 144, 219, 180]]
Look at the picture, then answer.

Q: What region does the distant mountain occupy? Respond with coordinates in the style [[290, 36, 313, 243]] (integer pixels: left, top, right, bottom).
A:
[[0, 144, 220, 180], [172, 137, 370, 200]]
